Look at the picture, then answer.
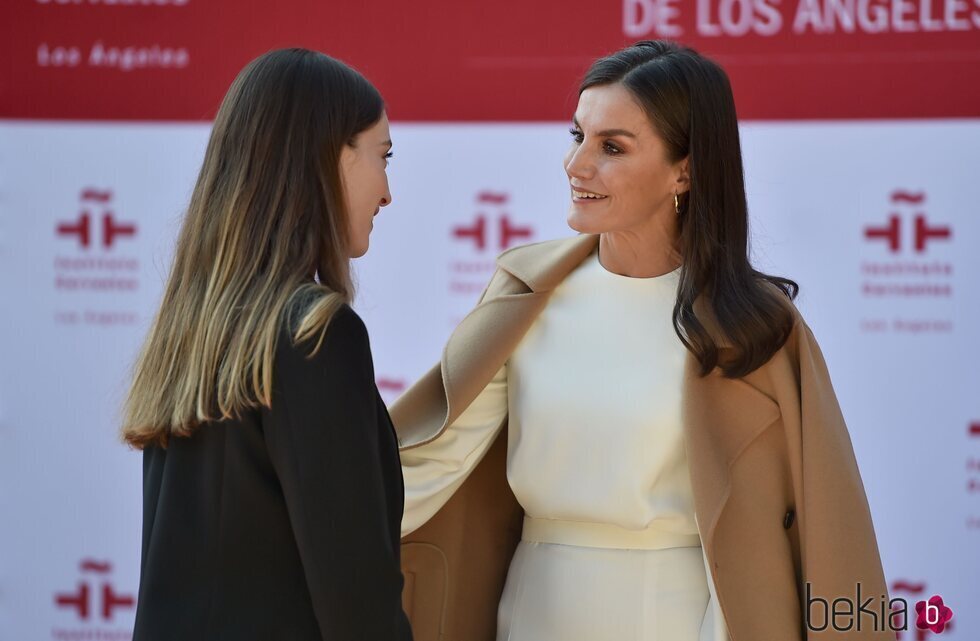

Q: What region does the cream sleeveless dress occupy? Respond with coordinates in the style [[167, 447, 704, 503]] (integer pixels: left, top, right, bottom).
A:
[[400, 247, 731, 641]]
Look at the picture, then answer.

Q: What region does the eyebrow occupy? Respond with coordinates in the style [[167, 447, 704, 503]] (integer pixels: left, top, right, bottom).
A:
[[572, 116, 637, 139], [380, 139, 392, 149]]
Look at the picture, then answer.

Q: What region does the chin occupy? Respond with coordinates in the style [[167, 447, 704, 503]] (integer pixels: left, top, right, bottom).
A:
[[349, 241, 369, 259], [566, 208, 604, 235]]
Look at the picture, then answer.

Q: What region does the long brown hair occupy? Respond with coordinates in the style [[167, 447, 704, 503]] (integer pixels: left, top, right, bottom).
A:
[[581, 40, 800, 378], [122, 48, 384, 448]]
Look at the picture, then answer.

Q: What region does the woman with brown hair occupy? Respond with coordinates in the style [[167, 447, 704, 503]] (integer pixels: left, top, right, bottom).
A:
[[394, 40, 891, 641], [122, 48, 412, 641]]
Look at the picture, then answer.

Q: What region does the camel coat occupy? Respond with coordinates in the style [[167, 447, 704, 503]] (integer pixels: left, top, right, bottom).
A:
[[392, 233, 892, 641]]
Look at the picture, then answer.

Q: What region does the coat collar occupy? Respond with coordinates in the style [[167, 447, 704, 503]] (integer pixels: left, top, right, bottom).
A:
[[495, 232, 600, 294]]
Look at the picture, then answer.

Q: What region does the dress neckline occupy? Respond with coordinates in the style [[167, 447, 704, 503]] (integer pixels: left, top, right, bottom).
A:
[[593, 248, 682, 283]]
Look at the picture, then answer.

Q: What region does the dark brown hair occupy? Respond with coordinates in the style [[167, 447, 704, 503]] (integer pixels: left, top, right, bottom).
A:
[[581, 40, 799, 378]]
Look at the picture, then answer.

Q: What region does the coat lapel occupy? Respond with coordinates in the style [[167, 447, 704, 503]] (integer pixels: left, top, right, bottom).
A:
[[392, 234, 598, 450], [393, 232, 781, 569]]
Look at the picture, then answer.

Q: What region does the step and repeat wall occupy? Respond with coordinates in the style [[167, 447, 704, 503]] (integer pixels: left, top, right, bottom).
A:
[[1, 1, 978, 639]]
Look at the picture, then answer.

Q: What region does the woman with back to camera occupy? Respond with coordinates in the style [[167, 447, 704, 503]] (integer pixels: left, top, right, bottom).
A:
[[393, 41, 892, 640], [121, 48, 412, 641]]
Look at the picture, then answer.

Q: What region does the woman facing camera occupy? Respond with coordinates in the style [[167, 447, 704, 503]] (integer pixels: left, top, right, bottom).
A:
[[121, 49, 412, 641], [394, 41, 891, 640]]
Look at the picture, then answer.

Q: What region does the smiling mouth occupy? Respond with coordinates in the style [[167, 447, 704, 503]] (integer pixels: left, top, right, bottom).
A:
[[572, 189, 608, 201]]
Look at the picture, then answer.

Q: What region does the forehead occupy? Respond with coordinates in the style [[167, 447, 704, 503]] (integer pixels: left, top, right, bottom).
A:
[[361, 111, 390, 138], [574, 84, 652, 134]]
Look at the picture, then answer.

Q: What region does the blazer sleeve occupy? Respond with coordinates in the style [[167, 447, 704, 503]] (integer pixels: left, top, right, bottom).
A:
[[795, 318, 892, 640], [263, 304, 407, 641], [400, 362, 509, 536]]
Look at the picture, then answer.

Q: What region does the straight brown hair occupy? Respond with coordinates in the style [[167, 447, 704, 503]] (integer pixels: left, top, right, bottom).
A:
[[121, 48, 384, 448], [581, 41, 800, 378]]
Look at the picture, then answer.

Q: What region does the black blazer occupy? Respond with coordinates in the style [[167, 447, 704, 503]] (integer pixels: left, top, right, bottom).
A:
[[133, 304, 412, 641]]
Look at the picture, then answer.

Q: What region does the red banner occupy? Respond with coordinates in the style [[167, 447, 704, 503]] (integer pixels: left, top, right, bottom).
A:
[[3, 0, 979, 121]]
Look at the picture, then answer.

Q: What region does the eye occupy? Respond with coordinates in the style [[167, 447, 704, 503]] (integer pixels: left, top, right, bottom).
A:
[[384, 151, 394, 165], [568, 127, 583, 144], [603, 141, 622, 155]]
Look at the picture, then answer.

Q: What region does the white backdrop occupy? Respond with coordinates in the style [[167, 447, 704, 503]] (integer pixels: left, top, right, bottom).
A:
[[1, 119, 978, 640]]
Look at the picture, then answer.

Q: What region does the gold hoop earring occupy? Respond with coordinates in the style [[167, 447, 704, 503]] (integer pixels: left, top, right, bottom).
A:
[[674, 192, 680, 214]]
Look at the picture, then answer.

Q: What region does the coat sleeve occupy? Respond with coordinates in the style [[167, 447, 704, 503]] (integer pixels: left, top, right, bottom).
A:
[[795, 318, 893, 640], [400, 362, 509, 536], [263, 304, 408, 641]]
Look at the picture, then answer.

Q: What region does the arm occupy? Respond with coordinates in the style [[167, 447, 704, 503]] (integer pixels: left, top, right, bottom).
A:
[[400, 362, 509, 536], [263, 304, 406, 640]]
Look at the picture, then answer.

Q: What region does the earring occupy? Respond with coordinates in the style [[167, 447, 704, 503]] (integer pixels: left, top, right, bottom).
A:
[[674, 192, 680, 214]]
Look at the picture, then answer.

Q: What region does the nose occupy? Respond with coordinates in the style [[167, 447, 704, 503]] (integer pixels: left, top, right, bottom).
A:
[[564, 144, 594, 181], [380, 188, 392, 208]]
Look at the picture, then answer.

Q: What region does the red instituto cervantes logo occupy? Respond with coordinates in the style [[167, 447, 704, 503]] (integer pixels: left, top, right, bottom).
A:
[[858, 188, 954, 305], [862, 190, 951, 253], [447, 190, 537, 302], [52, 186, 142, 301], [377, 377, 405, 394], [377, 376, 406, 405], [56, 188, 137, 249], [54, 559, 134, 621], [452, 191, 533, 252]]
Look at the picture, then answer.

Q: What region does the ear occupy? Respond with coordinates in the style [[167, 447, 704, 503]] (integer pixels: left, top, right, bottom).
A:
[[674, 156, 691, 195]]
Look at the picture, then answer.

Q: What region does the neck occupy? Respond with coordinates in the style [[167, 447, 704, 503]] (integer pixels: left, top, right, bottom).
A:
[[597, 227, 682, 278]]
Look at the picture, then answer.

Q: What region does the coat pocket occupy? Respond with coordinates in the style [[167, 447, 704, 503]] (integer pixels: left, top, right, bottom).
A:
[[401, 542, 449, 641]]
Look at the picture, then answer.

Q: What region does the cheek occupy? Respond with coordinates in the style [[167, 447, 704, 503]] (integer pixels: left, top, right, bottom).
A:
[[596, 158, 629, 202], [599, 162, 654, 224], [341, 164, 360, 208], [604, 160, 653, 202], [347, 165, 374, 214], [362, 164, 386, 200], [343, 177, 366, 227]]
